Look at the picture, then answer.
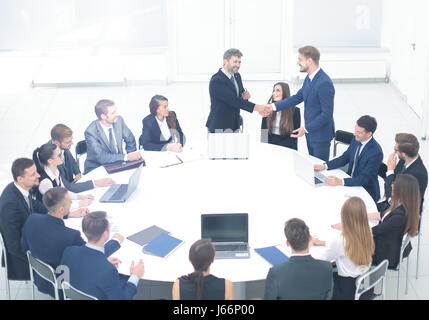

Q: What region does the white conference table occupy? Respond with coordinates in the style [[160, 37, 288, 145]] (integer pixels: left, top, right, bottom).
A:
[[65, 141, 377, 288]]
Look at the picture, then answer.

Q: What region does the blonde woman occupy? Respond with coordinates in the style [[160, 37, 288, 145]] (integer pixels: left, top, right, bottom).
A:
[[313, 197, 374, 300]]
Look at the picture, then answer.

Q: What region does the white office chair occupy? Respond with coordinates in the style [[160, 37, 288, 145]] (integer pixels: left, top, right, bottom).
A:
[[354, 259, 388, 300], [393, 233, 411, 300], [416, 203, 424, 279], [61, 281, 98, 300], [26, 251, 59, 300], [0, 232, 11, 299]]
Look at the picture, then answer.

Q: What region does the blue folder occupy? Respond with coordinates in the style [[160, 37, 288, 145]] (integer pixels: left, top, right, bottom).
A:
[[142, 233, 184, 258], [254, 246, 289, 266]]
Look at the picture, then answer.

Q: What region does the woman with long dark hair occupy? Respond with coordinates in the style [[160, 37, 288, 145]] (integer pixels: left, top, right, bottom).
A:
[[368, 174, 420, 268], [261, 82, 301, 150], [172, 239, 234, 300], [32, 142, 92, 217], [140, 95, 185, 152]]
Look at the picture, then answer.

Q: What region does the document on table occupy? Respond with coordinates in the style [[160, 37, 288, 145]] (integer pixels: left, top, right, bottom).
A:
[[141, 151, 183, 168]]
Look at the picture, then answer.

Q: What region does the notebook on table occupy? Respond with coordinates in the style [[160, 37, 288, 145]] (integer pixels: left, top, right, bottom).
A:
[[127, 225, 170, 246], [142, 233, 184, 258], [254, 246, 289, 266], [201, 213, 250, 259], [103, 158, 145, 174], [99, 164, 143, 203]]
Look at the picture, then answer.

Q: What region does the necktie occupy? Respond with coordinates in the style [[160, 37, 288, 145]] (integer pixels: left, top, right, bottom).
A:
[[230, 75, 238, 96], [109, 128, 118, 154], [351, 142, 362, 177], [28, 191, 34, 213]]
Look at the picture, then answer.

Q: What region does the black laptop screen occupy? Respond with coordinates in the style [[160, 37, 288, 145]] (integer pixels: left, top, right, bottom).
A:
[[201, 214, 248, 243]]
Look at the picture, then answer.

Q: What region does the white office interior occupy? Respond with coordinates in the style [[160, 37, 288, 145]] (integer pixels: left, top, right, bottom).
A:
[[1, 0, 429, 300]]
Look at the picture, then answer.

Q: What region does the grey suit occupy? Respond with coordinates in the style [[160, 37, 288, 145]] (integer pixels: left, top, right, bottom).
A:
[[58, 149, 94, 193], [84, 116, 136, 174], [264, 255, 333, 300]]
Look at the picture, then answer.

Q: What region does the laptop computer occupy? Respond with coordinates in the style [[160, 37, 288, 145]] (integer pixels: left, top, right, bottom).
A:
[[201, 213, 250, 259], [208, 133, 249, 160], [293, 152, 327, 187], [99, 164, 143, 203]]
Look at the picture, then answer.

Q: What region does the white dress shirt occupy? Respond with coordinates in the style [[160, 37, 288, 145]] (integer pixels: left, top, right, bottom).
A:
[[100, 122, 127, 161], [85, 243, 139, 287], [319, 232, 370, 278], [221, 67, 239, 96], [14, 182, 30, 208], [155, 116, 172, 141], [270, 112, 282, 135]]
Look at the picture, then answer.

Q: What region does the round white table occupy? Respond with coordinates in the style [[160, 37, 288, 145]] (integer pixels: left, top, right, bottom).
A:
[[65, 141, 377, 288]]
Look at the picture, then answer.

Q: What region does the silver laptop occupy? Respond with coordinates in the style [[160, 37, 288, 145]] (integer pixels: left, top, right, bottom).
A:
[[201, 213, 250, 259], [293, 152, 327, 187], [99, 165, 143, 203], [208, 133, 249, 159]]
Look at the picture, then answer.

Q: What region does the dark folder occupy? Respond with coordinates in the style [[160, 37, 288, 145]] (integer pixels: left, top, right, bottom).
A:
[[127, 225, 170, 246], [103, 158, 145, 174], [254, 246, 289, 266], [142, 233, 184, 258]]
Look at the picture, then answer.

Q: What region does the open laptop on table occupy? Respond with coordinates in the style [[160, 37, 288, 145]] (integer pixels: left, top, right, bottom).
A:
[[201, 213, 250, 259], [293, 152, 327, 187], [99, 164, 143, 203]]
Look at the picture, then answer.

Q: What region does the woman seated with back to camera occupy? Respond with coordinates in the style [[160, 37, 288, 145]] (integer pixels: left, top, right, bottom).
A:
[[172, 239, 234, 300], [261, 82, 301, 150], [312, 197, 374, 300], [368, 174, 420, 269], [140, 95, 185, 152], [32, 142, 92, 218]]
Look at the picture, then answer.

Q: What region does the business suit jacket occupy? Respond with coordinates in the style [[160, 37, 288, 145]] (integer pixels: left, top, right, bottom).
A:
[[384, 156, 428, 203], [0, 183, 47, 280], [264, 255, 333, 300], [327, 137, 383, 202], [61, 245, 137, 300], [274, 69, 335, 143], [261, 107, 301, 150], [84, 115, 137, 174], [372, 205, 411, 269], [58, 149, 94, 193], [206, 69, 255, 132], [21, 213, 120, 297], [140, 112, 185, 151]]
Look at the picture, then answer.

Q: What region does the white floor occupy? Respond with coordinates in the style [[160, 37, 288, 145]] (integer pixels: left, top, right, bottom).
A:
[[1, 80, 429, 300]]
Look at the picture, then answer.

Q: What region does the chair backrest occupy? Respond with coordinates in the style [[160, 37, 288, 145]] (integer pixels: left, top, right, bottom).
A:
[[26, 251, 59, 300], [399, 233, 411, 263], [0, 232, 8, 276], [355, 259, 389, 300], [335, 130, 354, 145], [61, 281, 98, 300], [75, 140, 87, 157], [378, 162, 388, 180]]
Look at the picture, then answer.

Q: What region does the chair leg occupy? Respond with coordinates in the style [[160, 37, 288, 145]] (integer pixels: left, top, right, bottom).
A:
[[397, 265, 401, 300], [31, 283, 35, 300], [416, 231, 421, 280], [406, 257, 409, 295], [5, 279, 10, 300]]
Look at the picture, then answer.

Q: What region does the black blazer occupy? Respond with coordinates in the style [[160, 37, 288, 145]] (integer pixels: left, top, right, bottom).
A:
[[264, 255, 333, 300], [372, 205, 410, 269], [0, 183, 47, 280], [206, 69, 255, 132], [140, 112, 184, 151], [58, 149, 94, 193], [261, 107, 301, 150], [22, 213, 120, 298], [384, 156, 428, 203]]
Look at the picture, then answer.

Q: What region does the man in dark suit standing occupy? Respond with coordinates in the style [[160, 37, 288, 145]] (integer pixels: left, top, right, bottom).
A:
[[0, 158, 48, 280], [22, 187, 122, 298], [84, 99, 141, 174], [314, 115, 383, 202], [377, 133, 428, 213], [267, 46, 335, 162], [264, 218, 333, 300], [206, 48, 270, 133], [60, 211, 145, 300], [50, 124, 115, 192]]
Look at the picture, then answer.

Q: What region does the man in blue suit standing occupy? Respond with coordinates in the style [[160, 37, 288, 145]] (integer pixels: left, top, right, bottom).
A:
[[84, 99, 142, 174], [267, 46, 335, 161], [314, 115, 383, 202], [60, 211, 145, 300], [22, 187, 122, 298]]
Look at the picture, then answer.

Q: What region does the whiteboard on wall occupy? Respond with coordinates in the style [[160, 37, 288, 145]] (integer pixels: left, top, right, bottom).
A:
[[293, 0, 383, 48]]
